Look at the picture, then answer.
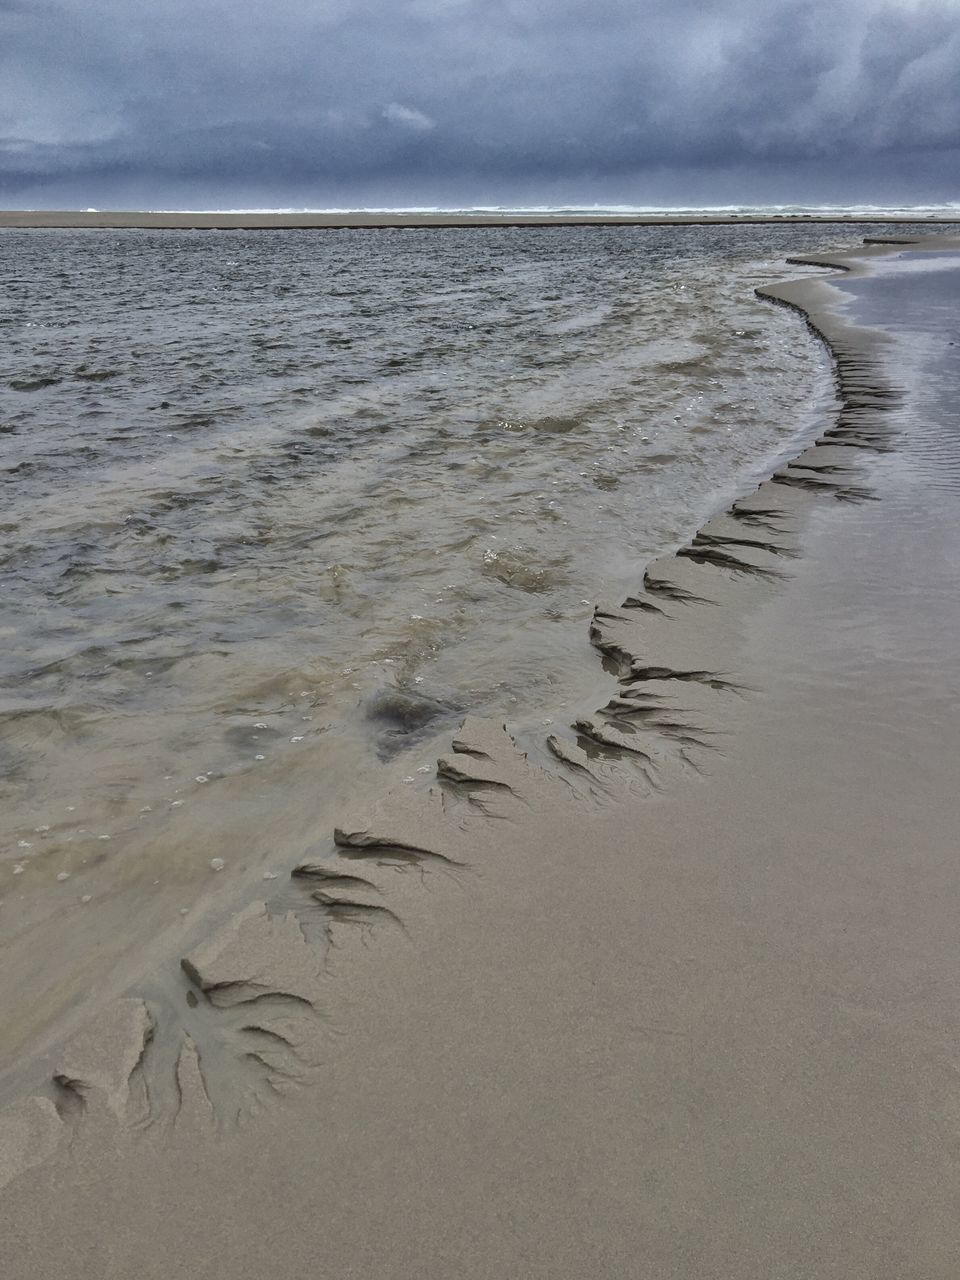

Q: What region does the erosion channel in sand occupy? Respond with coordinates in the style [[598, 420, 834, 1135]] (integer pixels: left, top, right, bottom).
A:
[[3, 232, 960, 1278]]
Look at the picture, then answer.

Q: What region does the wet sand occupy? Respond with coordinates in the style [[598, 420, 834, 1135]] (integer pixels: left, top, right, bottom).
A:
[[3, 234, 960, 1277], [2, 209, 960, 230], [2, 219, 852, 1080]]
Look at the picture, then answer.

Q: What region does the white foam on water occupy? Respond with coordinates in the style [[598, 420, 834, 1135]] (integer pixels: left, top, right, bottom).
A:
[[147, 203, 960, 217]]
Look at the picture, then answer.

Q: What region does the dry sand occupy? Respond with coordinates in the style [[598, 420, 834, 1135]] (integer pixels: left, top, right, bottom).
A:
[[2, 234, 960, 1278]]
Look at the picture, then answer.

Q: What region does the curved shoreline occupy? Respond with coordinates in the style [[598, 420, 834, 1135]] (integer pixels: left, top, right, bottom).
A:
[[0, 232, 939, 1111], [0, 224, 838, 1095], [572, 237, 914, 769], [2, 231, 958, 1234]]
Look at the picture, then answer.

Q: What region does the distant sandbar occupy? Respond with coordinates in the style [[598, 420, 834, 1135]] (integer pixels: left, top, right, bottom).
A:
[[2, 209, 960, 231]]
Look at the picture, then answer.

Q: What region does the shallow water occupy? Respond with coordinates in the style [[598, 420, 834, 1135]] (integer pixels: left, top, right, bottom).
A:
[[0, 222, 955, 1058], [837, 253, 960, 494]]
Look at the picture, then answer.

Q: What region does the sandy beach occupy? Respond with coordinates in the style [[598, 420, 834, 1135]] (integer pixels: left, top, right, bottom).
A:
[[2, 232, 960, 1277]]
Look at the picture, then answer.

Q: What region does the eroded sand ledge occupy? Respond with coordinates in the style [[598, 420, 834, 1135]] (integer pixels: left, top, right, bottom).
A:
[[3, 234, 960, 1278]]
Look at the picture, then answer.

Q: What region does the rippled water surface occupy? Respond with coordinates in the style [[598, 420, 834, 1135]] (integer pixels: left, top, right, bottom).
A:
[[2, 222, 951, 899]]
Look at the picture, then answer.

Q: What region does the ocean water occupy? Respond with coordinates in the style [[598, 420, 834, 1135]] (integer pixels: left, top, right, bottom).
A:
[[164, 204, 960, 218], [0, 220, 952, 932]]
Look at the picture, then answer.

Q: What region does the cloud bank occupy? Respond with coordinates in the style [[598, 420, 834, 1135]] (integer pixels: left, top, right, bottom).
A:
[[2, 0, 958, 205]]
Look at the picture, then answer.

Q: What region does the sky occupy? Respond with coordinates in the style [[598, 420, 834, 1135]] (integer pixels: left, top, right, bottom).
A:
[[1, 0, 959, 209]]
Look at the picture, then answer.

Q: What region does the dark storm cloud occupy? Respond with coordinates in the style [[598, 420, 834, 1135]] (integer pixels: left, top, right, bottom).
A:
[[1, 0, 958, 199]]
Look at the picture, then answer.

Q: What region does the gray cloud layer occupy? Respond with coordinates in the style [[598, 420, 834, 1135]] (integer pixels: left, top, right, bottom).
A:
[[2, 0, 959, 204]]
